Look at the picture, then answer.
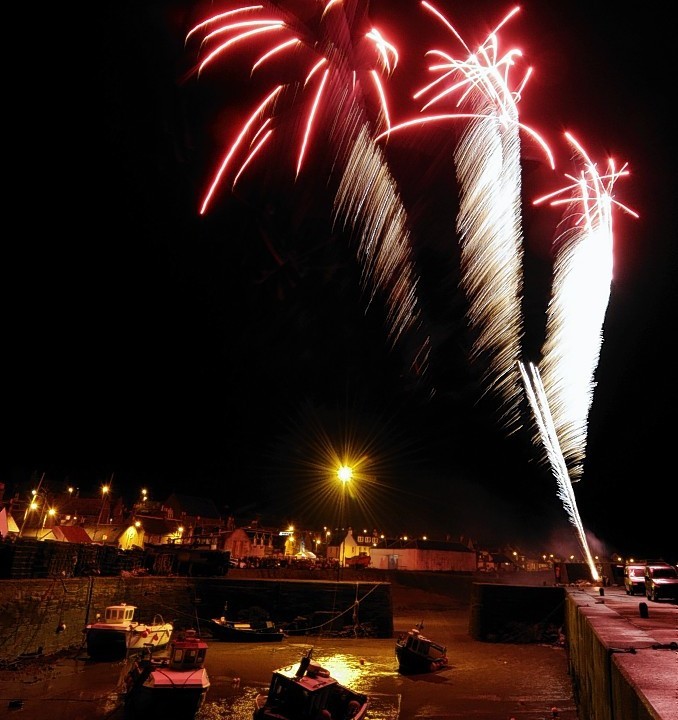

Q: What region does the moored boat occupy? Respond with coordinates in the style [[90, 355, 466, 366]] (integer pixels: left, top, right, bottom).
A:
[[253, 649, 368, 719], [84, 603, 173, 660], [209, 616, 285, 642], [395, 622, 449, 674], [121, 628, 210, 719]]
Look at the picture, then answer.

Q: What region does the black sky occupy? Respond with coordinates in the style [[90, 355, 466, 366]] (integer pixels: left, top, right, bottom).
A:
[[5, 1, 675, 561]]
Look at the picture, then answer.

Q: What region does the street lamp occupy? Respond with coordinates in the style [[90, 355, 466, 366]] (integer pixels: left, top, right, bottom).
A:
[[337, 465, 352, 527], [337, 465, 352, 483], [336, 466, 352, 566], [19, 493, 40, 538], [40, 507, 57, 539], [94, 484, 110, 541]]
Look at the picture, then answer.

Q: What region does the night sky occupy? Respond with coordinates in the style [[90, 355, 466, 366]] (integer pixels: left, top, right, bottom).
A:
[[5, 1, 675, 562]]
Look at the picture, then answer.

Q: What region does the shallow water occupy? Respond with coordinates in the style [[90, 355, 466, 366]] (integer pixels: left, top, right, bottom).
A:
[[1, 618, 576, 720]]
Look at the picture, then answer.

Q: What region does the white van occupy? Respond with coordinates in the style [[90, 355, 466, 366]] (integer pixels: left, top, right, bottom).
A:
[[623, 563, 645, 595]]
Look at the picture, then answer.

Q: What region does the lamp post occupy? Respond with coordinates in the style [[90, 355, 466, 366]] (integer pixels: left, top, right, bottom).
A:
[[337, 465, 352, 567], [337, 465, 352, 527], [40, 507, 56, 539], [19, 473, 46, 538], [19, 494, 39, 538], [94, 484, 110, 542]]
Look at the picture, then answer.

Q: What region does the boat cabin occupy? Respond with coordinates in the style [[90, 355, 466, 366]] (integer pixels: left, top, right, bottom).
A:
[[99, 603, 136, 624], [167, 630, 208, 671], [265, 661, 341, 718], [402, 628, 446, 661]]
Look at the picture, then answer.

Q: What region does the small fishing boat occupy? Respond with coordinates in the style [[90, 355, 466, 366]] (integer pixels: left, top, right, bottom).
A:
[[253, 649, 368, 719], [209, 616, 285, 642], [395, 622, 449, 674], [121, 628, 210, 719], [210, 602, 285, 642], [84, 603, 173, 660]]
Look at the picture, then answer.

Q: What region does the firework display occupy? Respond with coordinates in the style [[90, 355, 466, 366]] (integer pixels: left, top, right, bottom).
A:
[[185, 1, 636, 550], [185, 1, 431, 379]]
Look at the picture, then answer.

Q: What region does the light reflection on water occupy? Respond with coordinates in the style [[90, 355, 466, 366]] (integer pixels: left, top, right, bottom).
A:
[[195, 649, 401, 720], [196, 688, 401, 720], [313, 652, 399, 692], [197, 686, 259, 720]]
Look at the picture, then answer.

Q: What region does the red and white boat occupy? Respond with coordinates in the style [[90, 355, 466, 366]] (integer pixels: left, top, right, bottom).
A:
[[121, 628, 210, 719]]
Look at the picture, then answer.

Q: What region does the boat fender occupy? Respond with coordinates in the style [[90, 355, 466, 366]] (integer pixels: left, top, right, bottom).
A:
[[347, 700, 361, 717]]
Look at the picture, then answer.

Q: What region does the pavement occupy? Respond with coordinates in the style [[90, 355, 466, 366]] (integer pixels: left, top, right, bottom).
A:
[[564, 583, 677, 720]]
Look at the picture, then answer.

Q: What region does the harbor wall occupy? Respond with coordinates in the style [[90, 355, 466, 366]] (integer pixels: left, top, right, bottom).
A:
[[0, 576, 394, 661], [564, 590, 669, 720], [468, 582, 565, 642]]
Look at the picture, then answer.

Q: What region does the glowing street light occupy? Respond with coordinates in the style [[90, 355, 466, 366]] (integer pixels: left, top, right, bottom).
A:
[[337, 465, 352, 527], [19, 496, 39, 538], [19, 473, 47, 537], [337, 465, 353, 484], [95, 483, 111, 541], [40, 507, 57, 539], [336, 466, 353, 567]]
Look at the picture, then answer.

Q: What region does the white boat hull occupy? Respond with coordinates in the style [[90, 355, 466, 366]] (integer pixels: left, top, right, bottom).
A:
[[86, 623, 173, 659]]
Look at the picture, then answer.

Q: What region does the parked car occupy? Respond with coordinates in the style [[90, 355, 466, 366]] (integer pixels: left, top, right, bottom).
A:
[[644, 562, 678, 602], [623, 563, 646, 595]]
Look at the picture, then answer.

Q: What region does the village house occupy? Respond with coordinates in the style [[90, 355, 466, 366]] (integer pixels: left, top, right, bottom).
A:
[[370, 536, 478, 572], [326, 528, 380, 566], [1, 483, 555, 578], [220, 522, 281, 562]]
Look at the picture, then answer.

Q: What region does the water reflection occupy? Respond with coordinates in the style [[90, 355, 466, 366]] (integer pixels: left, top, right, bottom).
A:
[[197, 687, 259, 720], [195, 645, 402, 720], [1, 626, 574, 720], [303, 652, 363, 689], [196, 687, 401, 720]]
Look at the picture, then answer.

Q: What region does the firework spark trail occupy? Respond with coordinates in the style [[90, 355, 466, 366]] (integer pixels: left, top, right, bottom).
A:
[[534, 132, 637, 481], [454, 94, 525, 433], [335, 125, 429, 369], [398, 1, 554, 433], [518, 360, 599, 580], [379, 4, 618, 558], [185, 0, 430, 380]]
